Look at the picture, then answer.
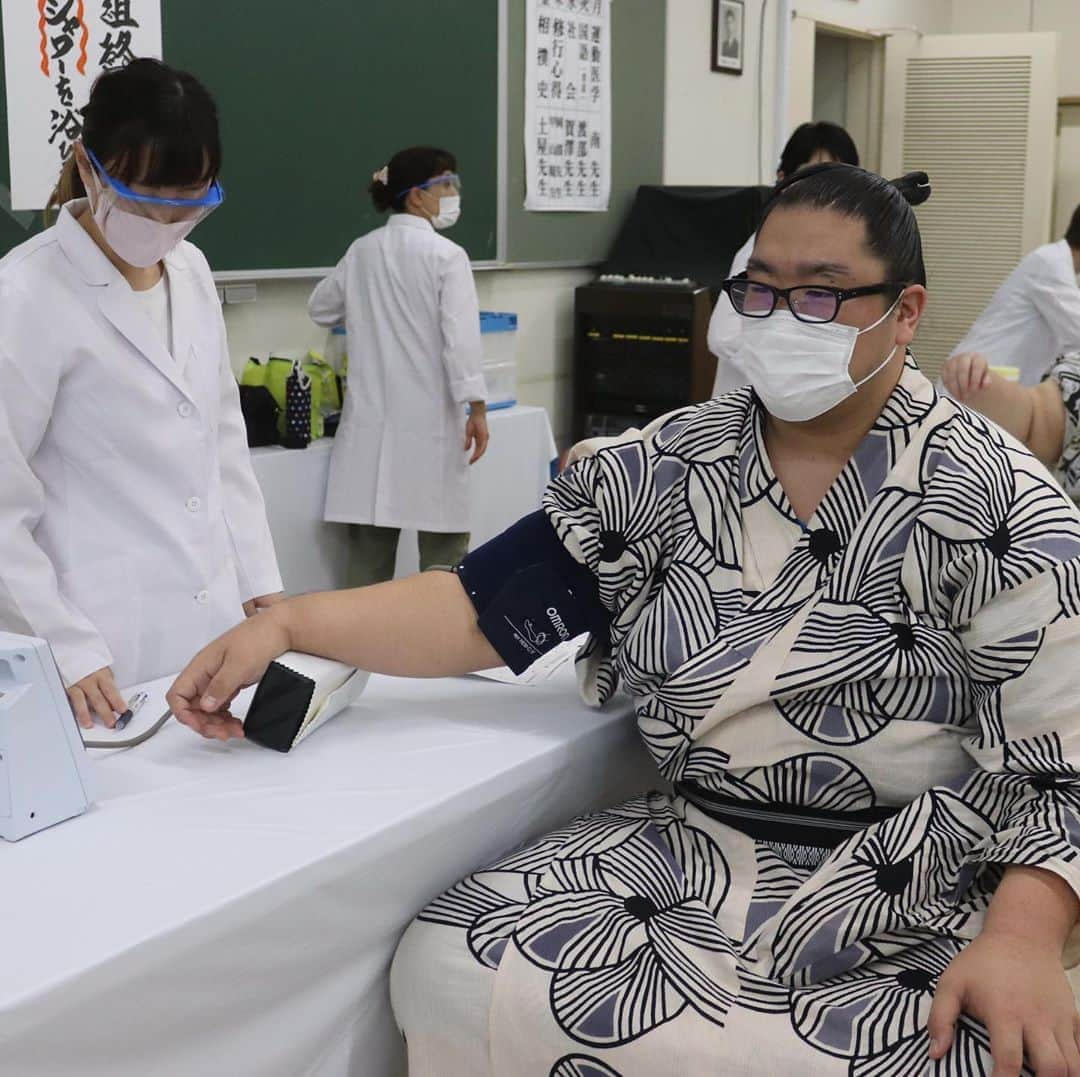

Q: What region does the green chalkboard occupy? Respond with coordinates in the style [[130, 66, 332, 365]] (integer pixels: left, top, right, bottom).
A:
[[0, 1, 665, 271], [504, 0, 666, 265], [0, 1, 500, 271]]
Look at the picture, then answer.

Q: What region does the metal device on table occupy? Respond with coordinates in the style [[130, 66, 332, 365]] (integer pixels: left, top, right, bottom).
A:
[[573, 183, 770, 440], [0, 632, 96, 841]]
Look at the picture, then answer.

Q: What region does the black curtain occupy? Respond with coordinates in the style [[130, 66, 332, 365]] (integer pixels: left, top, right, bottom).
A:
[[603, 184, 772, 295]]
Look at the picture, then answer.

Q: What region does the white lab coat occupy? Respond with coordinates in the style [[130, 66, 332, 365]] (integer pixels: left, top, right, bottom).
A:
[[0, 202, 281, 689], [309, 213, 487, 532], [708, 231, 755, 396], [951, 239, 1080, 385]]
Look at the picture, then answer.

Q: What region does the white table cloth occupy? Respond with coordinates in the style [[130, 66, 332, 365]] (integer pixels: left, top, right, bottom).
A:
[[0, 667, 654, 1077], [250, 404, 558, 594]]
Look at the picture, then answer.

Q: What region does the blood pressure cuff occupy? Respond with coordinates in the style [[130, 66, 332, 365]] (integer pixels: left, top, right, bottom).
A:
[[456, 511, 611, 674]]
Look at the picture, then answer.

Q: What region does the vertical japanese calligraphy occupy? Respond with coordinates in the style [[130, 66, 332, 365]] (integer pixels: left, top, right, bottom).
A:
[[38, 0, 90, 162], [525, 0, 610, 212], [2, 0, 162, 209]]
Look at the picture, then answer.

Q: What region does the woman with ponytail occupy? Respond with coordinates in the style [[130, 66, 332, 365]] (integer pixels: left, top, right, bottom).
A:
[[176, 164, 1080, 1074], [0, 58, 281, 728], [308, 145, 489, 587]]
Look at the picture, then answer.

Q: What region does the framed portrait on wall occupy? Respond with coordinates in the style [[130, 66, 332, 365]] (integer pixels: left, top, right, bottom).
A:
[[711, 0, 745, 75]]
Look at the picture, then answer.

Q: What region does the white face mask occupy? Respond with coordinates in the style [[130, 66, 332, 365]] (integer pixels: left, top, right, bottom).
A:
[[730, 294, 903, 422], [88, 172, 197, 268], [430, 195, 461, 230]]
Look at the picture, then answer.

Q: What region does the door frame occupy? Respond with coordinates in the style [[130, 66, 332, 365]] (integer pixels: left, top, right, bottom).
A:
[[787, 13, 886, 174]]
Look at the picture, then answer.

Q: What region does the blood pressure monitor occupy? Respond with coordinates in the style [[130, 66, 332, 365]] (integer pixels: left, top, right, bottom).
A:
[[0, 632, 96, 841]]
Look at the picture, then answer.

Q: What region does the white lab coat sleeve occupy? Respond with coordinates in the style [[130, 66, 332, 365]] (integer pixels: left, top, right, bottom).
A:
[[707, 297, 741, 360], [1029, 268, 1080, 358], [707, 234, 754, 397], [439, 246, 487, 404], [0, 323, 114, 685], [216, 343, 283, 601], [308, 257, 348, 328], [707, 295, 746, 396]]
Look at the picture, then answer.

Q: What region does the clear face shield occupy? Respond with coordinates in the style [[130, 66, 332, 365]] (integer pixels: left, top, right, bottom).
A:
[[84, 147, 225, 267], [401, 172, 463, 199], [86, 147, 224, 223], [397, 172, 462, 230]]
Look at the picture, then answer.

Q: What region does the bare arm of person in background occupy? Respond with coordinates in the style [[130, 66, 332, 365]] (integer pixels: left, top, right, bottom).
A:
[[941, 351, 1066, 467]]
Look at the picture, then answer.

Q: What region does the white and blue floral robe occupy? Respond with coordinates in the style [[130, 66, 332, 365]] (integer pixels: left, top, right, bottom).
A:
[[391, 360, 1080, 1076], [1050, 353, 1080, 501]]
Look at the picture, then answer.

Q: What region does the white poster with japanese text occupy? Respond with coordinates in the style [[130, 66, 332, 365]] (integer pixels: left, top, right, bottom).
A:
[[524, 0, 611, 212], [1, 0, 162, 210]]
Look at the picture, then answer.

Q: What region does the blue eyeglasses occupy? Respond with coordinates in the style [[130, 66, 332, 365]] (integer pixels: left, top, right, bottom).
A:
[[394, 172, 462, 200], [86, 147, 225, 210]]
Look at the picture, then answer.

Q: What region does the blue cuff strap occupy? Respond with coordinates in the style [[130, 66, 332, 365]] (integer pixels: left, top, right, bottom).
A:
[[456, 511, 609, 675]]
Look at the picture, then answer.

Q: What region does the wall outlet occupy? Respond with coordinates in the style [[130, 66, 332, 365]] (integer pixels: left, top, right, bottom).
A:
[[224, 283, 258, 305]]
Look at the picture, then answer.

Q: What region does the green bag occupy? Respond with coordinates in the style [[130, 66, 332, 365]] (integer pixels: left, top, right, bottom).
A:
[[240, 357, 269, 389], [242, 357, 325, 440], [303, 351, 342, 412]]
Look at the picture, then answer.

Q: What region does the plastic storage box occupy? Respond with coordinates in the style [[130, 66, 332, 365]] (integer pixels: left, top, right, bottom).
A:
[[480, 311, 518, 410], [325, 326, 348, 375]]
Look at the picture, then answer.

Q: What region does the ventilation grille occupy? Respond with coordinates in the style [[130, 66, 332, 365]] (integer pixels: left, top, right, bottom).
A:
[[902, 56, 1031, 379]]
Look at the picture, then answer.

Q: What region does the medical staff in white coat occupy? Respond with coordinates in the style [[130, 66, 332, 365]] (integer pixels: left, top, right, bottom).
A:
[[309, 145, 489, 586], [0, 59, 281, 729], [709, 122, 860, 395], [948, 206, 1080, 386]]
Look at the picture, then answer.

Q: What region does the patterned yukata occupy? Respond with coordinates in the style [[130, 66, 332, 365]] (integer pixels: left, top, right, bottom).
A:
[[1050, 354, 1080, 500], [391, 359, 1080, 1076]]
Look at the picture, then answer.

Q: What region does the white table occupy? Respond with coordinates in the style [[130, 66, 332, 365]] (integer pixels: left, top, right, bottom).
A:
[[0, 668, 654, 1077], [250, 405, 558, 594]]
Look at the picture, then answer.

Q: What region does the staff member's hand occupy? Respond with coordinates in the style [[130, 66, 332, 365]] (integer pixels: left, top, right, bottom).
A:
[[242, 591, 285, 617], [166, 609, 291, 741], [465, 402, 490, 465], [942, 351, 992, 402], [67, 666, 127, 729]]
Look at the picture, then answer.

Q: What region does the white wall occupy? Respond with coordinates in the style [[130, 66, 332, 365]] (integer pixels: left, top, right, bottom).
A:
[[221, 280, 325, 375], [952, 0, 1080, 97], [662, 0, 954, 187], [663, 0, 772, 186], [221, 266, 591, 448]]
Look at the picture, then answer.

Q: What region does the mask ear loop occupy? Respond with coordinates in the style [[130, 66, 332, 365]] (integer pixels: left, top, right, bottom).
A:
[[852, 290, 906, 390], [853, 345, 898, 390], [855, 288, 905, 337], [423, 186, 446, 224], [417, 187, 434, 222]]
